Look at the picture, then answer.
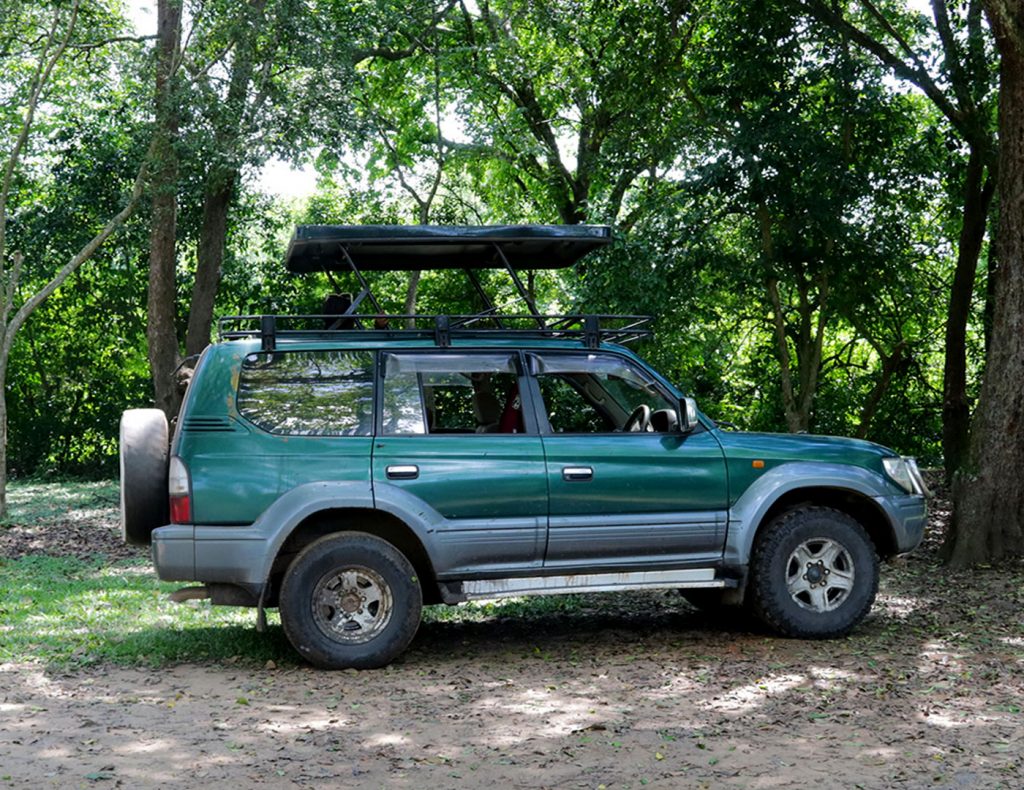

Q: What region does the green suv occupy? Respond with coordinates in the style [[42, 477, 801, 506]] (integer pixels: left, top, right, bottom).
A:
[[120, 225, 928, 669]]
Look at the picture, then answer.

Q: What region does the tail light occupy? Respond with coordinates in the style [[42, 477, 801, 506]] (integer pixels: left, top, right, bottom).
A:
[[168, 456, 192, 524]]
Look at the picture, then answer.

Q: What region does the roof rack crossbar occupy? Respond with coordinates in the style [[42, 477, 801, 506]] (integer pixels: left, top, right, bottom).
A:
[[219, 314, 653, 351]]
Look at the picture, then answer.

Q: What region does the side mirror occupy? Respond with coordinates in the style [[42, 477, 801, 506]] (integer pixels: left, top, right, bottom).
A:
[[680, 397, 699, 432]]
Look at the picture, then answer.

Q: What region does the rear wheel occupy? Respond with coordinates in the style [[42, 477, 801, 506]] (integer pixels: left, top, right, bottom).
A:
[[119, 409, 169, 546], [750, 506, 878, 638], [279, 532, 422, 669]]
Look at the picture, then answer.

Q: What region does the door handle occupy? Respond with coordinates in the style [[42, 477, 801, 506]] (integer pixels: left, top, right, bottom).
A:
[[386, 464, 419, 480], [562, 466, 593, 482]]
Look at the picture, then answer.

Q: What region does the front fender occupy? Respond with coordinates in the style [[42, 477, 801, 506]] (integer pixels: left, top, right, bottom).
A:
[[724, 462, 899, 568]]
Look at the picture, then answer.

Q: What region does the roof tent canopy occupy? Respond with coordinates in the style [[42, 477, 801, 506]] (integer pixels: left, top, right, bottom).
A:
[[284, 224, 613, 273]]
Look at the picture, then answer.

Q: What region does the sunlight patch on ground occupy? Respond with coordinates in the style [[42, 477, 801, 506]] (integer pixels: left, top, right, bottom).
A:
[[807, 667, 857, 682], [366, 733, 411, 747], [917, 640, 967, 674], [875, 593, 924, 617], [472, 689, 604, 742], [919, 710, 972, 729], [700, 673, 806, 712]]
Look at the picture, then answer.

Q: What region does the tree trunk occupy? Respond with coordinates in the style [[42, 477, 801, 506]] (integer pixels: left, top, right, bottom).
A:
[[0, 360, 7, 518], [147, 0, 182, 419], [403, 271, 421, 329], [184, 0, 264, 356], [945, 4, 1024, 566], [855, 343, 906, 438], [942, 146, 995, 479], [185, 174, 234, 356], [766, 274, 826, 434]]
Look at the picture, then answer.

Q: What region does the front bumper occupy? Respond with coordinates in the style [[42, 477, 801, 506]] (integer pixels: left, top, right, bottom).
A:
[[873, 493, 928, 554]]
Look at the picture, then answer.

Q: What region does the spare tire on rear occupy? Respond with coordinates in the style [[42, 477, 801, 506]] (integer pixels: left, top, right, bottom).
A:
[[120, 408, 169, 546]]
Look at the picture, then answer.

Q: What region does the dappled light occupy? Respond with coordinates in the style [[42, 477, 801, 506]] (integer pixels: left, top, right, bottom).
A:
[[3, 471, 1022, 786]]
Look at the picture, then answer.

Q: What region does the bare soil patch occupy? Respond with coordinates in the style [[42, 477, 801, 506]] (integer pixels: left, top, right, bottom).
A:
[[1, 483, 1022, 788]]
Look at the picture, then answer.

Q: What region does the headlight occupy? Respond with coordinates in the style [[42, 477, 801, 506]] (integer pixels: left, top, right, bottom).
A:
[[883, 456, 929, 495]]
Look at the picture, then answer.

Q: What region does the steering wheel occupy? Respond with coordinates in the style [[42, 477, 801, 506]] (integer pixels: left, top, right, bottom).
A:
[[623, 404, 652, 432]]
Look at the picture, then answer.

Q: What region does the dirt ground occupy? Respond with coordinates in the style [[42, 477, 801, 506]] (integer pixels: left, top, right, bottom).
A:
[[1, 490, 1023, 789]]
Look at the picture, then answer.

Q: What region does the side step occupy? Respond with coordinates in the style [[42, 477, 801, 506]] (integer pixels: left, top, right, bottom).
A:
[[453, 568, 727, 602]]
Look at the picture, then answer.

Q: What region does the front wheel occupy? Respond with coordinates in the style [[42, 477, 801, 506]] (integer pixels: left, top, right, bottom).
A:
[[749, 506, 878, 639], [279, 532, 423, 669]]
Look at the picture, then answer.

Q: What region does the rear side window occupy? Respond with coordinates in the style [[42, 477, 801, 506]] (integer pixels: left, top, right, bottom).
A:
[[237, 350, 374, 436], [381, 353, 521, 435]]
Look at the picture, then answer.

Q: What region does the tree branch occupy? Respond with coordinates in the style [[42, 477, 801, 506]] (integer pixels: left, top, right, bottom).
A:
[[68, 34, 159, 51], [2, 1, 80, 271], [3, 142, 153, 355], [798, 0, 966, 135]]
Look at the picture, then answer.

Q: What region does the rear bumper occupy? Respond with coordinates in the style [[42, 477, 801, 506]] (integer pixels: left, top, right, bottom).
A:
[[151, 524, 270, 585], [873, 493, 927, 554]]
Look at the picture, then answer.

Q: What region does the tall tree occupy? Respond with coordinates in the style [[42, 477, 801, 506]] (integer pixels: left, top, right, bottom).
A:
[[184, 0, 271, 358], [0, 0, 151, 515], [946, 0, 1024, 566], [673, 1, 942, 432], [450, 0, 699, 226]]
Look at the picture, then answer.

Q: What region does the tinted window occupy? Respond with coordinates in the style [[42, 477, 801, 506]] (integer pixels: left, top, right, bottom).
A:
[[238, 350, 374, 436], [382, 353, 522, 435], [533, 353, 676, 433]]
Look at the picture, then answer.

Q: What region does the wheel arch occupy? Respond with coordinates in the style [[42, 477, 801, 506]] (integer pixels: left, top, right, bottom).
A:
[[758, 488, 896, 558], [267, 508, 440, 605], [725, 463, 903, 570]]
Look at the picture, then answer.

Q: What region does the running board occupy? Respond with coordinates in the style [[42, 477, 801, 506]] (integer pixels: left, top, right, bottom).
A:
[[456, 568, 725, 601]]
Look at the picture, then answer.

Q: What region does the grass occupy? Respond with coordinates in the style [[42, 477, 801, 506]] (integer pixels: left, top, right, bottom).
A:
[[0, 554, 292, 669], [4, 478, 1020, 675], [0, 549, 604, 669], [2, 478, 119, 527], [0, 478, 650, 670]]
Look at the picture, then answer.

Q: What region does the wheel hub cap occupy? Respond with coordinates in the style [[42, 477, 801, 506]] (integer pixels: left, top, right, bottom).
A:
[[312, 566, 394, 644], [785, 538, 855, 613]]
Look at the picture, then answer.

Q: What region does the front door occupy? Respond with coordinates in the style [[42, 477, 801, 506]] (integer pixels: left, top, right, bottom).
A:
[[527, 351, 728, 569]]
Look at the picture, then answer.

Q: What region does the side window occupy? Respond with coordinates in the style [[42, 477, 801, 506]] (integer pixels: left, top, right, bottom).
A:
[[382, 353, 522, 435], [533, 353, 677, 433], [538, 375, 612, 433], [237, 350, 374, 436]]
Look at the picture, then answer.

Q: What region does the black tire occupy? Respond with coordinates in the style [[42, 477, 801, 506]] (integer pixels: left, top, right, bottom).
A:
[[119, 408, 169, 547], [749, 506, 878, 639], [279, 532, 423, 670]]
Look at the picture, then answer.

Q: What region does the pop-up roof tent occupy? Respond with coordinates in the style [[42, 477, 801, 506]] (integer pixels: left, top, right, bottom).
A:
[[220, 224, 651, 350], [283, 224, 613, 272]]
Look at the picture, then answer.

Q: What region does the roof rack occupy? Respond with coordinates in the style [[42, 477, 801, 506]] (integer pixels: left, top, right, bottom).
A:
[[218, 314, 654, 353]]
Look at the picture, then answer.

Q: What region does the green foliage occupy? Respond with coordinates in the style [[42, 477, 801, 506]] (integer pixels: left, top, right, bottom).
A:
[[0, 0, 995, 471]]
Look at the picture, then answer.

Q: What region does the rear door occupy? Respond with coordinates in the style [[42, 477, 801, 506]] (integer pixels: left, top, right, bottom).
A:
[[527, 351, 728, 569], [371, 351, 548, 576]]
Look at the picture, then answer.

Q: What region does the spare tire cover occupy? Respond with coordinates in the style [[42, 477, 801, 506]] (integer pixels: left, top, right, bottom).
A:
[[119, 408, 169, 546]]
